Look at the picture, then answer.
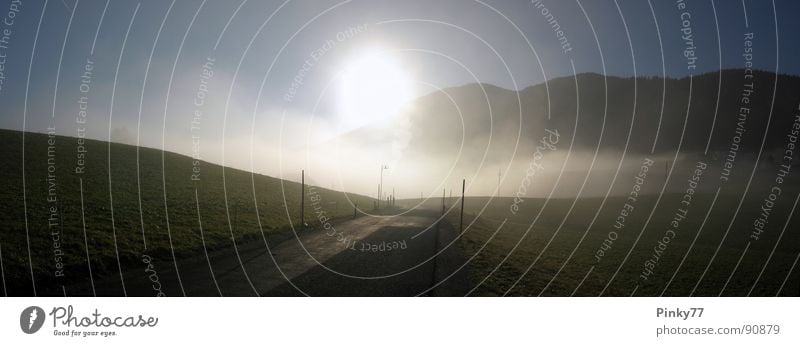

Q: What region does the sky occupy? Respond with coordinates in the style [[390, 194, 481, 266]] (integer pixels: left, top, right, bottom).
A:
[[0, 0, 797, 196]]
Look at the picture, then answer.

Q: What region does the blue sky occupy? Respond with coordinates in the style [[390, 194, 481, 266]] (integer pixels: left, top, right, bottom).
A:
[[0, 0, 796, 188]]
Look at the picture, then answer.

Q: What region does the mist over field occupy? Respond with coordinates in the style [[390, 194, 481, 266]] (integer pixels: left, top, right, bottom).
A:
[[305, 70, 800, 199]]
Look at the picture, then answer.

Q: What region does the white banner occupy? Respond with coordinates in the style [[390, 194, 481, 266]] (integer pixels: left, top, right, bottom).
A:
[[0, 298, 797, 345]]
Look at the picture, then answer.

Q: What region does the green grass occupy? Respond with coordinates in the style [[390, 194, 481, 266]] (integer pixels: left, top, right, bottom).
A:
[[0, 129, 373, 295], [3, 128, 798, 296], [430, 193, 800, 296]]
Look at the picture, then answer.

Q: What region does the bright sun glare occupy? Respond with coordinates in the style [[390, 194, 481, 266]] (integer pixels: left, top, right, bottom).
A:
[[338, 50, 413, 130]]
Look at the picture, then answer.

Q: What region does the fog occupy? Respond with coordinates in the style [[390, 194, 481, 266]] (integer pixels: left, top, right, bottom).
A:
[[34, 70, 800, 201]]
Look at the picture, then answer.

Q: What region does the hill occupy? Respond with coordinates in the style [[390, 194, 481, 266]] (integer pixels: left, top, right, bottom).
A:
[[400, 70, 800, 155], [331, 70, 800, 197], [0, 128, 373, 296]]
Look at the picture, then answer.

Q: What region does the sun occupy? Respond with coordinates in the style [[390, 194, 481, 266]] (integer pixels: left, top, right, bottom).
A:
[[337, 50, 413, 130]]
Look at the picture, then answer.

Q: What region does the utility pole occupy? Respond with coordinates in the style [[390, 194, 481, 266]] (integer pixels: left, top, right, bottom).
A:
[[379, 164, 388, 209], [460, 179, 465, 232], [498, 168, 502, 195], [301, 170, 305, 227]]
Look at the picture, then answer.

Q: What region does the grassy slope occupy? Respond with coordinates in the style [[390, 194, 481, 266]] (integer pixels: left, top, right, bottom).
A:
[[419, 192, 800, 296], [0, 129, 372, 295]]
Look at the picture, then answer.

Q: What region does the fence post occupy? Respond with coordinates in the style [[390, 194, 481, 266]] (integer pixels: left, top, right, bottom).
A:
[[441, 188, 445, 215], [460, 179, 465, 232], [301, 170, 304, 227]]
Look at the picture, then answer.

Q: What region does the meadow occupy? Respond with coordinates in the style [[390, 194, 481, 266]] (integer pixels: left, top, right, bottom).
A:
[[430, 192, 800, 296], [0, 129, 373, 295]]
